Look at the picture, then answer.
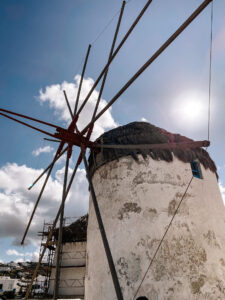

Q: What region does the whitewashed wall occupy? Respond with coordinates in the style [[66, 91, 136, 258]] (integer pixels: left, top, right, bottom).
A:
[[49, 241, 86, 297], [49, 266, 85, 297], [52, 241, 86, 267], [0, 276, 20, 292], [85, 155, 225, 300]]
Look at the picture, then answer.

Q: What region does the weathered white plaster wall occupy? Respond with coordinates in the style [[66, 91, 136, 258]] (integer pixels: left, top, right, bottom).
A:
[[85, 155, 225, 300], [49, 266, 85, 296], [49, 242, 86, 297], [52, 242, 86, 267], [0, 276, 20, 292]]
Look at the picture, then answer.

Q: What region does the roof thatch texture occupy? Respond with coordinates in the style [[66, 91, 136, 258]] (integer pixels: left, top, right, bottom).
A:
[[54, 214, 88, 243], [88, 122, 217, 178]]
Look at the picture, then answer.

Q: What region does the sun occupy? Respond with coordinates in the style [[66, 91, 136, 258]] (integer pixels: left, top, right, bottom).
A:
[[171, 91, 207, 128], [182, 99, 203, 120]]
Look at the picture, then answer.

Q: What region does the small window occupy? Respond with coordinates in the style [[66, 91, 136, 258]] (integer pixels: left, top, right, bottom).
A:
[[0, 283, 3, 290], [136, 297, 149, 300], [190, 161, 202, 179]]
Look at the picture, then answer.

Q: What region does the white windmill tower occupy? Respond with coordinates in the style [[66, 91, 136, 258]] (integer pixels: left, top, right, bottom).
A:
[[85, 122, 225, 300], [0, 0, 217, 299]]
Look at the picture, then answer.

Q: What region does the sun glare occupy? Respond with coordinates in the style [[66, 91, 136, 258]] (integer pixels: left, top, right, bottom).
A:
[[171, 91, 207, 128], [182, 100, 203, 120]]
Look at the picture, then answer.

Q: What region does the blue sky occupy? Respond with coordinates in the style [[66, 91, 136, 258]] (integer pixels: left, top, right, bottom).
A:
[[0, 0, 225, 263]]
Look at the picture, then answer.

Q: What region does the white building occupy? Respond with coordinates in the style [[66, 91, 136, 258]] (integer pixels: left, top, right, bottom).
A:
[[31, 274, 46, 295], [0, 276, 20, 293], [49, 215, 87, 299], [85, 122, 225, 300], [7, 262, 18, 268], [0, 267, 10, 272]]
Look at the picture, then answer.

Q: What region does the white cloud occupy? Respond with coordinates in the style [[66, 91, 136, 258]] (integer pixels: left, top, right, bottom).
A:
[[31, 250, 39, 262], [219, 181, 225, 205], [6, 249, 22, 256], [1, 74, 115, 260], [14, 258, 24, 263], [0, 162, 89, 247], [0, 259, 3, 263], [6, 248, 40, 262], [38, 75, 118, 140], [32, 146, 54, 157], [6, 249, 32, 257]]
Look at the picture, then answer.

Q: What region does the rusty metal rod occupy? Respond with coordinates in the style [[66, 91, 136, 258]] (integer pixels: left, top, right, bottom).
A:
[[74, 44, 92, 116], [21, 142, 64, 245], [0, 108, 59, 128], [90, 1, 126, 126], [44, 138, 61, 143], [95, 140, 210, 150], [75, 0, 152, 119], [83, 155, 124, 300], [63, 90, 74, 119], [25, 153, 81, 300], [0, 112, 57, 139], [53, 150, 70, 300], [27, 147, 68, 190], [82, 0, 212, 134], [22, 166, 54, 245]]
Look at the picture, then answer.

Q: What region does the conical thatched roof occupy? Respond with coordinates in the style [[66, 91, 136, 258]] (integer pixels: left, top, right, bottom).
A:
[[88, 122, 217, 177]]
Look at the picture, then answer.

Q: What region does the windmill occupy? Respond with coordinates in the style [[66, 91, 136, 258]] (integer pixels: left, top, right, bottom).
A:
[[0, 0, 213, 299]]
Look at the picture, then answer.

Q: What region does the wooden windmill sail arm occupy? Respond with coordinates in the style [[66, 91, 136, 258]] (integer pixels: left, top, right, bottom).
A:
[[25, 203, 62, 300], [63, 90, 74, 120], [0, 108, 59, 128], [26, 135, 205, 224], [25, 152, 82, 300], [75, 0, 153, 119], [0, 112, 57, 139], [28, 146, 68, 190], [21, 142, 65, 245], [81, 0, 213, 135], [44, 138, 61, 143], [87, 0, 126, 142], [22, 163, 54, 245], [83, 154, 124, 300], [74, 44, 92, 117], [90, 1, 126, 127], [54, 149, 71, 300], [94, 140, 210, 150]]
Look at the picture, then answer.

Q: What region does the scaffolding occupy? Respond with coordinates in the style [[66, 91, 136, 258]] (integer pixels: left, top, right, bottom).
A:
[[37, 220, 56, 296], [37, 216, 83, 297]]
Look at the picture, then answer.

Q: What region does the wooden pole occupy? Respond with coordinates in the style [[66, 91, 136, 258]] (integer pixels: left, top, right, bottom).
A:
[[83, 155, 124, 300], [90, 1, 126, 125], [63, 90, 74, 119], [82, 0, 213, 134], [28, 147, 68, 190], [24, 154, 81, 300], [22, 143, 65, 244], [75, 0, 153, 118], [53, 151, 70, 299], [74, 44, 91, 116]]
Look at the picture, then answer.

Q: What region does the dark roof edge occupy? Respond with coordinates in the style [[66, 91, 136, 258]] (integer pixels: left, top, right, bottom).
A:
[[88, 122, 218, 179]]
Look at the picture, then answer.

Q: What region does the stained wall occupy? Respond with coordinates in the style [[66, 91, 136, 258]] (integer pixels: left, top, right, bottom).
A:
[[85, 155, 225, 300], [49, 241, 86, 297]]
